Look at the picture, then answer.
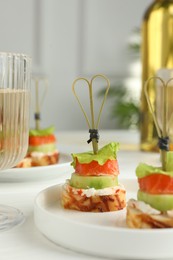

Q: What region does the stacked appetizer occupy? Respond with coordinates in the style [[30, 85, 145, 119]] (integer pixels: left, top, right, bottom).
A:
[[61, 142, 126, 212], [127, 152, 173, 228], [16, 126, 59, 167]]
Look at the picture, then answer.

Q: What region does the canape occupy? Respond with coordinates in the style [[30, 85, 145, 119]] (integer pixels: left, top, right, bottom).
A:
[[61, 142, 126, 212], [126, 152, 173, 228], [15, 126, 59, 168]]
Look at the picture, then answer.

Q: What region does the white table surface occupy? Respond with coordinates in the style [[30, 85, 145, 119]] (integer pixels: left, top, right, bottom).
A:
[[0, 130, 164, 260]]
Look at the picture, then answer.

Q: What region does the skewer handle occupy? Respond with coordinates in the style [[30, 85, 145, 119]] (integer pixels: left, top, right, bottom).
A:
[[35, 79, 40, 130], [144, 76, 168, 171], [72, 74, 110, 154]]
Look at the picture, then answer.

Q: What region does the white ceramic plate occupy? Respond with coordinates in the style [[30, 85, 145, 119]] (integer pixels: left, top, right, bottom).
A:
[[0, 153, 72, 182], [34, 178, 173, 260]]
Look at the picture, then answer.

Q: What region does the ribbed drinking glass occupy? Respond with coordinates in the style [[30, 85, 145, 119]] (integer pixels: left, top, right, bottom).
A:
[[0, 52, 31, 231]]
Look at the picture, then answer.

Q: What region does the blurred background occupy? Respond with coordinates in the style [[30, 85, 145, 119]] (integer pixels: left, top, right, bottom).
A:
[[0, 0, 151, 130]]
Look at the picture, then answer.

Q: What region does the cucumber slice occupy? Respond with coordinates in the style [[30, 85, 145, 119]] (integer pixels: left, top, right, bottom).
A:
[[29, 125, 55, 136], [138, 190, 173, 211], [70, 173, 118, 189], [28, 143, 56, 153]]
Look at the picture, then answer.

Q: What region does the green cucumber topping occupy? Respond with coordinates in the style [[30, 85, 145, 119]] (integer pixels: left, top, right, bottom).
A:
[[71, 142, 119, 168], [29, 125, 55, 136], [136, 163, 173, 178], [70, 173, 118, 189], [28, 143, 56, 153], [137, 190, 173, 211]]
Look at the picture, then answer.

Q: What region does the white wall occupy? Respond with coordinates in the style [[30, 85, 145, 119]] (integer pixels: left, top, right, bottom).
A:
[[0, 0, 151, 130]]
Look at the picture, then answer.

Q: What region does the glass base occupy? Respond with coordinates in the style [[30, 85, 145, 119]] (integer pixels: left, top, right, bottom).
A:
[[0, 205, 25, 232]]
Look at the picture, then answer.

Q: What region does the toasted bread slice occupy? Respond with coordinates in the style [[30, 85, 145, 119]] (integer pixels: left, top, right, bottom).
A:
[[15, 151, 59, 168], [126, 199, 173, 228], [61, 183, 126, 212], [30, 151, 59, 166], [15, 157, 32, 168]]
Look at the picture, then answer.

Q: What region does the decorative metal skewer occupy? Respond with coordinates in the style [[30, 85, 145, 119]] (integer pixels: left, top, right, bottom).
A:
[[32, 76, 48, 130], [72, 74, 110, 154], [144, 76, 172, 171]]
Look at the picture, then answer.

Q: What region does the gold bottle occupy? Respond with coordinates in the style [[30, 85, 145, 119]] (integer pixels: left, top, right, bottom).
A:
[[140, 0, 173, 151]]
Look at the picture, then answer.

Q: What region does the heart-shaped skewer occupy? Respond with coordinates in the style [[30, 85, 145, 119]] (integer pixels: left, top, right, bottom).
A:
[[72, 74, 110, 154], [144, 76, 173, 170], [32, 75, 48, 130]]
